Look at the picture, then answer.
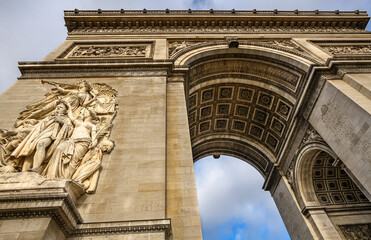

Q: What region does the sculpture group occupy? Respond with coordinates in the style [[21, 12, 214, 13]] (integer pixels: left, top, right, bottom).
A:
[[0, 79, 117, 193]]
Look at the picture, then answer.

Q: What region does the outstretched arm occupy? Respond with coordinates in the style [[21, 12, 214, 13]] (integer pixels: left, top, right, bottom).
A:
[[41, 80, 71, 94], [61, 100, 77, 124]]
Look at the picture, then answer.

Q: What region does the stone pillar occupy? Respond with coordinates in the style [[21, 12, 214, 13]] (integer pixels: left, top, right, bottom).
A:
[[272, 177, 317, 240], [166, 80, 203, 239], [307, 209, 342, 240], [309, 77, 371, 198]]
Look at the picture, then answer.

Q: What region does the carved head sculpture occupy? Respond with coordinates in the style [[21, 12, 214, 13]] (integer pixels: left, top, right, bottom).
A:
[[99, 138, 114, 154], [55, 102, 68, 114], [77, 79, 92, 92], [80, 107, 97, 122]]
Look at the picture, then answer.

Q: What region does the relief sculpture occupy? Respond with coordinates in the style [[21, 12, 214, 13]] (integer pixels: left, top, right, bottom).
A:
[[70, 45, 146, 58], [323, 45, 371, 55], [0, 79, 117, 193]]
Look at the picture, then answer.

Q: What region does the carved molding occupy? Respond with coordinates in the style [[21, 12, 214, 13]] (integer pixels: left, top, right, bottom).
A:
[[70, 27, 367, 35], [192, 137, 273, 177], [169, 40, 321, 64], [0, 173, 172, 237], [73, 220, 171, 237], [17, 60, 173, 80], [64, 10, 369, 35], [0, 173, 84, 235], [188, 54, 305, 96]]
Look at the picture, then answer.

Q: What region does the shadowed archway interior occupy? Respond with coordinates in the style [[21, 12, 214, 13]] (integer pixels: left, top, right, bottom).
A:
[[186, 53, 308, 177]]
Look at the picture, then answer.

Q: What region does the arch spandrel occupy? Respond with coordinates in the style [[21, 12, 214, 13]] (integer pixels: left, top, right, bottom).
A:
[[172, 42, 318, 69]]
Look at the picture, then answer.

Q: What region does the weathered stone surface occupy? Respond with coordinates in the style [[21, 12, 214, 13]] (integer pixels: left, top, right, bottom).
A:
[[0, 9, 370, 240]]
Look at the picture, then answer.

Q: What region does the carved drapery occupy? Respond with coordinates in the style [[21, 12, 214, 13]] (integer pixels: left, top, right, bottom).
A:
[[0, 79, 117, 193]]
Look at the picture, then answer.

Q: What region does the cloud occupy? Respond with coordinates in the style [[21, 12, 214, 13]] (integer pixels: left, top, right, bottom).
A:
[[191, 0, 211, 9], [194, 156, 290, 240]]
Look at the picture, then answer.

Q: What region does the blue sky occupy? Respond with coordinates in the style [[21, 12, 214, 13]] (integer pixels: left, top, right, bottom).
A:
[[195, 156, 290, 240], [0, 1, 370, 239]]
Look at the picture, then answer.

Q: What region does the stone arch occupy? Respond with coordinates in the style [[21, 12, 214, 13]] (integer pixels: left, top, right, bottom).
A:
[[295, 143, 370, 208], [294, 143, 339, 208], [294, 143, 371, 239], [173, 44, 316, 178]]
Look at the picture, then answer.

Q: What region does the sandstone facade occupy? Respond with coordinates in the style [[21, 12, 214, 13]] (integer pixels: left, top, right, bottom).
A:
[[0, 9, 370, 240]]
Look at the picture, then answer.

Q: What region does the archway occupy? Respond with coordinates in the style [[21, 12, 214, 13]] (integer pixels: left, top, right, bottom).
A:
[[294, 146, 371, 239], [171, 43, 318, 239], [176, 45, 314, 175]]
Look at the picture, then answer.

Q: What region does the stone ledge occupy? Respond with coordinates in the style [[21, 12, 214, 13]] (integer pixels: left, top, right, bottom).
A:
[[0, 172, 84, 235], [0, 173, 172, 237], [73, 219, 171, 237]]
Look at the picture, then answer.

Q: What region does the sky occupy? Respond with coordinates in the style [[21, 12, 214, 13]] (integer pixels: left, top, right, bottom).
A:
[[195, 156, 289, 240], [0, 1, 370, 239]]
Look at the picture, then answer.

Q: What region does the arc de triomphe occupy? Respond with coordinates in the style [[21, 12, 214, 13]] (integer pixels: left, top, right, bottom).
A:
[[0, 9, 370, 240]]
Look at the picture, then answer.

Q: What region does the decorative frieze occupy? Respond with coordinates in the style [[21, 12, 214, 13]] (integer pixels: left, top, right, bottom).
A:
[[70, 27, 367, 35], [73, 219, 171, 236], [64, 10, 369, 35], [310, 40, 371, 56], [323, 45, 371, 55], [59, 42, 153, 59], [339, 224, 371, 240], [70, 45, 147, 58]]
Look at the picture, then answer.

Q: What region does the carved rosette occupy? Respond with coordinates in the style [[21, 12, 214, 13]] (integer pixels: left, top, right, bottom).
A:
[[0, 79, 118, 193]]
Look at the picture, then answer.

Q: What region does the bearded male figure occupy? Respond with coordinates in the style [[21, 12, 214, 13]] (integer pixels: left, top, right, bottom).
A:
[[42, 101, 98, 179], [11, 102, 73, 172]]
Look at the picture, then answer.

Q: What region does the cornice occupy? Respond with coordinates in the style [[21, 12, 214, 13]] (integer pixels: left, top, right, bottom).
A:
[[73, 219, 171, 237], [17, 60, 174, 79], [299, 59, 371, 120], [64, 10, 369, 35]]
